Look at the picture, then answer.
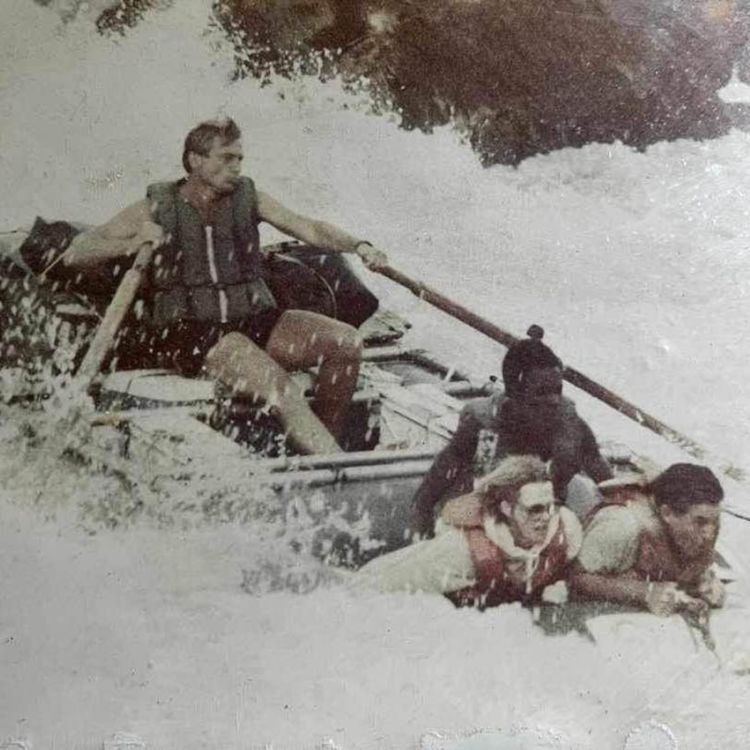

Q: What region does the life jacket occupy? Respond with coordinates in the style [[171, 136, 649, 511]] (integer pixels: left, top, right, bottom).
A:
[[589, 487, 712, 590], [445, 504, 574, 609], [146, 177, 277, 327]]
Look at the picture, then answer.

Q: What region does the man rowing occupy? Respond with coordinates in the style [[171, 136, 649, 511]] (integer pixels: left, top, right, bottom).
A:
[[412, 326, 613, 537], [65, 117, 387, 454]]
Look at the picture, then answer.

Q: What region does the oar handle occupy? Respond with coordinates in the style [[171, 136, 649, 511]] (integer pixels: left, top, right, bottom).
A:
[[77, 242, 155, 385], [374, 263, 746, 484]]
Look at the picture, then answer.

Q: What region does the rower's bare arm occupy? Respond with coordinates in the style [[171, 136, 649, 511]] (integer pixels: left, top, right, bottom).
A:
[[64, 200, 162, 268], [257, 191, 388, 268]]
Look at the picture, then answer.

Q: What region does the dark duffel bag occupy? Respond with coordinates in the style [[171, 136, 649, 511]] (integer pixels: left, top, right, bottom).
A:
[[266, 244, 379, 328], [17, 216, 126, 301]]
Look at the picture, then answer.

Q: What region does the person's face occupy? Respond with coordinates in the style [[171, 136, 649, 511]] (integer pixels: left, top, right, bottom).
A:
[[660, 502, 721, 560], [503, 481, 556, 548], [519, 366, 563, 405], [190, 137, 243, 193]]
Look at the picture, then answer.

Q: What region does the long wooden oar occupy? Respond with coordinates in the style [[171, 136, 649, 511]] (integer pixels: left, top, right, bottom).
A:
[[76, 242, 155, 388], [376, 263, 747, 486]]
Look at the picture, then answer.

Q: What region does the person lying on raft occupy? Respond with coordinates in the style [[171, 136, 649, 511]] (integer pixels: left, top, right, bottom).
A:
[[353, 455, 583, 609], [64, 117, 388, 455], [412, 326, 612, 537], [570, 463, 726, 617]]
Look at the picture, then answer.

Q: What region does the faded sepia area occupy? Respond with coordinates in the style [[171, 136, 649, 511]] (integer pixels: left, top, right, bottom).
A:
[[2, 1, 750, 748]]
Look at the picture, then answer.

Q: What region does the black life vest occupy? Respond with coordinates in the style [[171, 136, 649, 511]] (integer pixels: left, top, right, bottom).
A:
[[146, 177, 277, 327]]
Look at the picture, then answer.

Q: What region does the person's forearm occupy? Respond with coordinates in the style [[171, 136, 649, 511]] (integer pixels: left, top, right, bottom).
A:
[[569, 571, 649, 608], [256, 191, 374, 256], [308, 220, 367, 254], [64, 231, 134, 268]]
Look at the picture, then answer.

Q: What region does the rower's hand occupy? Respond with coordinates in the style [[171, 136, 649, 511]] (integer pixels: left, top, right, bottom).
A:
[[646, 582, 708, 617], [355, 242, 388, 271], [131, 220, 165, 252]]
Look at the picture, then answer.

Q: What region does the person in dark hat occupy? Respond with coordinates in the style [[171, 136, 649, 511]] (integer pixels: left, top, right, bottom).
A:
[[412, 325, 613, 538], [570, 463, 726, 616]]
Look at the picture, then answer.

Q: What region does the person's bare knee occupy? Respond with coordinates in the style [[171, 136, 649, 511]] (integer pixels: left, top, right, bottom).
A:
[[322, 323, 362, 363], [205, 331, 283, 399], [300, 315, 361, 361], [204, 331, 252, 374], [267, 310, 362, 369], [264, 311, 363, 440]]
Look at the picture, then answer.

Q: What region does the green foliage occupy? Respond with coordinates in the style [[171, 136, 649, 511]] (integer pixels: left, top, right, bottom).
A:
[[96, 0, 166, 35], [94, 0, 750, 164]]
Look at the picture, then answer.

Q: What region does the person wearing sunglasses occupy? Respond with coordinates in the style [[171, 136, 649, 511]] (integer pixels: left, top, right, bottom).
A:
[[354, 455, 582, 609]]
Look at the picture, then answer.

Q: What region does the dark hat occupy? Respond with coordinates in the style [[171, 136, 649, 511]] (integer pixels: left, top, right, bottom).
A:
[[502, 325, 562, 397], [648, 463, 723, 512]]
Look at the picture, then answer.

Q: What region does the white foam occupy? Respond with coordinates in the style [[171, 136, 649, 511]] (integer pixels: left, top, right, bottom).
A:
[[2, 2, 750, 747]]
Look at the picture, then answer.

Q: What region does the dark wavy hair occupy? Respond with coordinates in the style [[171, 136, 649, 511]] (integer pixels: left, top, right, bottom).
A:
[[647, 463, 723, 514], [182, 118, 242, 173]]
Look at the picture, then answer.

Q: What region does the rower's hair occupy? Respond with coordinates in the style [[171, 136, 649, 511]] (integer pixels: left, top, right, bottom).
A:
[[476, 455, 549, 520], [182, 118, 242, 173]]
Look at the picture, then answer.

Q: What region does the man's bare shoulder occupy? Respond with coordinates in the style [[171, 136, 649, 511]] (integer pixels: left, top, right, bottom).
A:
[[101, 199, 152, 237], [65, 199, 154, 268], [68, 199, 152, 243]]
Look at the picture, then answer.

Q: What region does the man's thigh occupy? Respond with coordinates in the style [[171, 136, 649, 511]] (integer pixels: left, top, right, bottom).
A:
[[265, 309, 358, 370]]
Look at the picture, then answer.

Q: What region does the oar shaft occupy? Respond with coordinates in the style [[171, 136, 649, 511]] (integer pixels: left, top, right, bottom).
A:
[[377, 265, 517, 348], [376, 264, 743, 481], [77, 243, 155, 384]]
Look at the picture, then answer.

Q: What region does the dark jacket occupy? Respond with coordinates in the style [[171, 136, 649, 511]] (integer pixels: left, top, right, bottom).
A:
[[412, 391, 612, 536]]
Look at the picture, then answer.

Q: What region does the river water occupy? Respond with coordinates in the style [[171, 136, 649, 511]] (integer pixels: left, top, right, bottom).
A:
[[1, 1, 750, 748]]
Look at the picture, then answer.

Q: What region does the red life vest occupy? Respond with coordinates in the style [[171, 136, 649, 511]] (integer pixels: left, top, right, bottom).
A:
[[589, 487, 712, 590], [634, 530, 711, 590], [447, 520, 571, 610]]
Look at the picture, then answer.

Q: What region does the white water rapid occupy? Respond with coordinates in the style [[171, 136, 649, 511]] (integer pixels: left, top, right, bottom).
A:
[[2, 2, 749, 748]]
